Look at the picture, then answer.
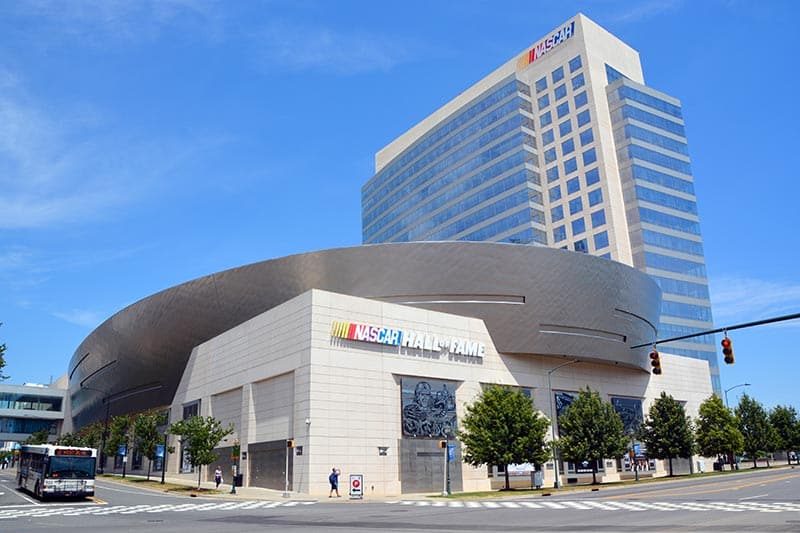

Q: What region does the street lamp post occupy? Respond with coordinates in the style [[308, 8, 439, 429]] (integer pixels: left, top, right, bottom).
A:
[[724, 383, 750, 471], [80, 385, 111, 474], [724, 383, 751, 408], [441, 429, 451, 496], [547, 360, 580, 489], [161, 432, 168, 485]]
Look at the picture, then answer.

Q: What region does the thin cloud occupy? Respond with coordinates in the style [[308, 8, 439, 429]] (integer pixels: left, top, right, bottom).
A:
[[710, 276, 800, 328], [1, 0, 226, 47], [52, 309, 104, 329], [608, 0, 683, 24], [0, 244, 151, 281], [251, 21, 418, 75], [0, 77, 222, 229]]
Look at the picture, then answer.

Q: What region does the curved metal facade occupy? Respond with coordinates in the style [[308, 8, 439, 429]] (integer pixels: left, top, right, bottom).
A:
[[69, 242, 660, 428]]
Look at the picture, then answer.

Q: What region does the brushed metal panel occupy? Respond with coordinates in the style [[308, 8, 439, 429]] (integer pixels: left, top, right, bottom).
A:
[[69, 242, 660, 427]]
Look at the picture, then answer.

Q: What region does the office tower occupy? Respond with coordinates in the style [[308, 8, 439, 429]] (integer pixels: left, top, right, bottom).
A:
[[361, 14, 720, 392]]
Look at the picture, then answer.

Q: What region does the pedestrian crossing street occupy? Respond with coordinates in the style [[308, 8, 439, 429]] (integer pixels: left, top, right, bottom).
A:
[[0, 500, 316, 519], [385, 499, 800, 513]]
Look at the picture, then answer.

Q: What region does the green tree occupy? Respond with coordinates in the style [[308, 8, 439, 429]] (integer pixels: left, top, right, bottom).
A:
[[638, 392, 695, 476], [135, 411, 167, 480], [556, 387, 627, 484], [57, 432, 84, 446], [105, 414, 133, 461], [736, 394, 777, 468], [769, 405, 799, 465], [696, 395, 743, 468], [24, 428, 51, 444], [0, 322, 9, 381], [78, 422, 105, 450], [169, 416, 233, 489], [458, 385, 551, 490]]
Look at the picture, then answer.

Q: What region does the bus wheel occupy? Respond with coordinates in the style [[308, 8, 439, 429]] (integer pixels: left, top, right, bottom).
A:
[[35, 481, 42, 500]]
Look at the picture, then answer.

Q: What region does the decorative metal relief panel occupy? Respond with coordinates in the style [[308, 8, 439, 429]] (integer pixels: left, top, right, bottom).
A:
[[611, 397, 643, 435], [401, 377, 457, 438], [554, 391, 576, 421]]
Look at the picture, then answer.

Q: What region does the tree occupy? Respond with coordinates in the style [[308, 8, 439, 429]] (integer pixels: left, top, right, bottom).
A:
[[696, 395, 743, 468], [57, 432, 84, 446], [24, 428, 51, 444], [0, 322, 9, 381], [638, 392, 695, 476], [556, 387, 627, 484], [78, 422, 105, 450], [639, 392, 694, 476], [105, 414, 133, 463], [135, 411, 167, 481], [458, 385, 551, 490], [736, 394, 776, 468], [169, 415, 233, 489], [769, 405, 799, 465]]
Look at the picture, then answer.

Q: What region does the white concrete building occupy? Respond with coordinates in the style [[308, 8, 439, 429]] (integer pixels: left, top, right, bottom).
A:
[[168, 288, 711, 496]]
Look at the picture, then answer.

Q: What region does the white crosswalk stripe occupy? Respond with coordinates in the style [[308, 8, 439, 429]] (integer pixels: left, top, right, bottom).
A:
[[0, 500, 317, 519], [384, 500, 800, 513]]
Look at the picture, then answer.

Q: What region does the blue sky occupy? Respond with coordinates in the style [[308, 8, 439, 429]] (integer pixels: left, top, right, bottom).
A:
[[0, 0, 797, 410]]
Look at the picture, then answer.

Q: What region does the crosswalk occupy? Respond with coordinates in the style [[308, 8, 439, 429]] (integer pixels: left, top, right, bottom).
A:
[[0, 500, 316, 520], [385, 499, 800, 513]]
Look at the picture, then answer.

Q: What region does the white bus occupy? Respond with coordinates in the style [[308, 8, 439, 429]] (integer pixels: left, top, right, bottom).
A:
[[17, 445, 97, 499]]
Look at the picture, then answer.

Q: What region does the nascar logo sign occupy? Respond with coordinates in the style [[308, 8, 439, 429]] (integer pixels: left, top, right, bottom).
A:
[[331, 320, 485, 359], [518, 21, 576, 69]]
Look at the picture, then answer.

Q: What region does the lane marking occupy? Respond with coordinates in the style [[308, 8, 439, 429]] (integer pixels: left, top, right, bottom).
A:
[[604, 471, 800, 500], [739, 493, 769, 500], [7, 489, 39, 506], [382, 500, 800, 513]]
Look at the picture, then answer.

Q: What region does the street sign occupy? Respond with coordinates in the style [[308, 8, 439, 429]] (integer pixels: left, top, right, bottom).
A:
[[447, 443, 456, 462], [349, 474, 363, 499]]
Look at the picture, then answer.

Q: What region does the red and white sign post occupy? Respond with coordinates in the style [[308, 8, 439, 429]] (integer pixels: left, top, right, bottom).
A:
[[349, 474, 363, 499]]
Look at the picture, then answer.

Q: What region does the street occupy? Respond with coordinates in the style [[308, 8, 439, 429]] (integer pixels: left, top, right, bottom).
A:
[[1, 467, 799, 532]]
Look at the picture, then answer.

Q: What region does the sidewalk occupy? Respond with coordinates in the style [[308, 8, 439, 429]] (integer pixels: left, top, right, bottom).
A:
[[101, 472, 312, 502], [101, 462, 797, 503]]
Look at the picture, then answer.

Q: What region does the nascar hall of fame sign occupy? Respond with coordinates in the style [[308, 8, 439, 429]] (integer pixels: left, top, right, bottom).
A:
[[517, 20, 576, 70], [330, 320, 485, 362]]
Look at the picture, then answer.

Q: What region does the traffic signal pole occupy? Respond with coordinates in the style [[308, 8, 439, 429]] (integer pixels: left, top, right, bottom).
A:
[[631, 312, 800, 349]]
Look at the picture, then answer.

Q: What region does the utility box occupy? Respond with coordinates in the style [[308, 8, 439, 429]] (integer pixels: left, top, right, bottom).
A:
[[532, 470, 544, 489], [234, 474, 244, 487], [695, 460, 705, 473]]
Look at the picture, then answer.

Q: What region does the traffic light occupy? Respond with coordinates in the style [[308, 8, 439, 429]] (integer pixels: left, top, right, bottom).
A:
[[649, 347, 662, 375], [439, 440, 447, 449], [721, 336, 734, 364], [287, 439, 295, 449]]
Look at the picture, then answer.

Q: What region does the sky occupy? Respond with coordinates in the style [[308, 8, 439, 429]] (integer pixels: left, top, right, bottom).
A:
[[0, 0, 798, 410]]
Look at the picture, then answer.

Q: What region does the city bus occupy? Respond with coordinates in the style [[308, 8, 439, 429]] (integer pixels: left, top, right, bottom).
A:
[[17, 445, 97, 499]]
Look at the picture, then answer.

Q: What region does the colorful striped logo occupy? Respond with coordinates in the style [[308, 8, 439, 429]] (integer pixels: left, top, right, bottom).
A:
[[517, 21, 576, 70], [330, 320, 486, 358]]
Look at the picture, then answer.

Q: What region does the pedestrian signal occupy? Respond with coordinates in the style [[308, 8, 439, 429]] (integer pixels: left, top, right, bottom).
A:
[[439, 440, 447, 449], [721, 337, 734, 364], [287, 439, 295, 448], [649, 348, 662, 375]]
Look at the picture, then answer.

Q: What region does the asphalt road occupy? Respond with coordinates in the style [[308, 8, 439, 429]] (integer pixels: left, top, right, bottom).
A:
[[1, 466, 799, 532]]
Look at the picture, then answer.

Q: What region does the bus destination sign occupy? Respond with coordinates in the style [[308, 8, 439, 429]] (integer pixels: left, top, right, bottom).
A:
[[55, 448, 92, 456]]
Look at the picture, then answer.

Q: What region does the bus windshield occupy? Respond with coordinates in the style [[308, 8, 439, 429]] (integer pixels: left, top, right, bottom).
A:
[[47, 456, 96, 479]]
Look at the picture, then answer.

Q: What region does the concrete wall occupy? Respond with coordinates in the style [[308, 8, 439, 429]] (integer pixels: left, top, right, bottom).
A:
[[168, 288, 712, 496]]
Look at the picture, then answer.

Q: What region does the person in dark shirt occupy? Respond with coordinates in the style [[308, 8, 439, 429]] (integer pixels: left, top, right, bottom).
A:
[[328, 467, 340, 497]]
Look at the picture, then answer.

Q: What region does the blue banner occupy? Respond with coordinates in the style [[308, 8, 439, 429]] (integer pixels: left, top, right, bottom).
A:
[[447, 443, 456, 462], [155, 444, 165, 458], [118, 444, 127, 456]]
